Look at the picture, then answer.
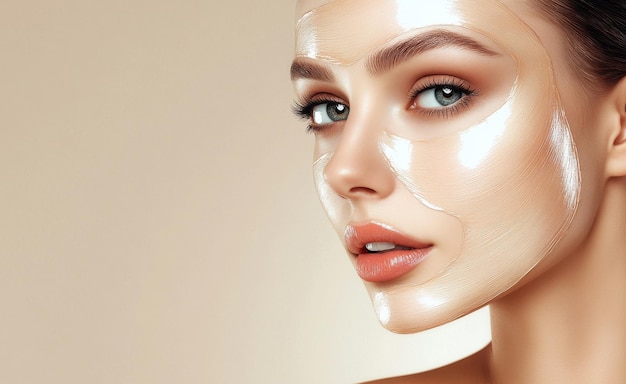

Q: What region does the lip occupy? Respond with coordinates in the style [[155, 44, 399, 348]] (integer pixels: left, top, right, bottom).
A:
[[345, 222, 433, 283]]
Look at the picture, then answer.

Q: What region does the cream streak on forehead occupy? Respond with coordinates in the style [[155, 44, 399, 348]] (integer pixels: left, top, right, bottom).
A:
[[295, 0, 536, 65]]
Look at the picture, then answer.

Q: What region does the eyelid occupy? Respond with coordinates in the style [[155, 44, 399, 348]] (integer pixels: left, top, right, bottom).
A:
[[408, 76, 476, 102]]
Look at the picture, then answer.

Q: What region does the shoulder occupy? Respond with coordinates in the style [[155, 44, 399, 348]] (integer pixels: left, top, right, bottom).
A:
[[361, 345, 491, 384]]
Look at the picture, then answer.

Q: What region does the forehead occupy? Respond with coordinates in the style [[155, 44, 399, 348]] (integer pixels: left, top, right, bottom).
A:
[[295, 0, 539, 65]]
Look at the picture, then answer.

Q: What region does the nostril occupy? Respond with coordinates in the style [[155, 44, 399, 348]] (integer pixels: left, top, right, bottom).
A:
[[348, 186, 378, 195]]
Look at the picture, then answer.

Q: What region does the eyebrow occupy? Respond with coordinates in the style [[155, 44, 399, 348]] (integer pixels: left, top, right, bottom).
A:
[[290, 58, 335, 81], [366, 29, 499, 75], [290, 29, 498, 81]]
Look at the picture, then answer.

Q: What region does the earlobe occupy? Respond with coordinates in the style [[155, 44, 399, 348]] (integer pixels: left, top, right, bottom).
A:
[[605, 76, 626, 177]]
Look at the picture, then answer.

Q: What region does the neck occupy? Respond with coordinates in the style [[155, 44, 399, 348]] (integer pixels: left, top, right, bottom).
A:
[[487, 177, 626, 384]]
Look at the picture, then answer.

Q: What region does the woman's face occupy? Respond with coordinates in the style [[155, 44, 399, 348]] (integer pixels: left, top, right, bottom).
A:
[[292, 0, 609, 332]]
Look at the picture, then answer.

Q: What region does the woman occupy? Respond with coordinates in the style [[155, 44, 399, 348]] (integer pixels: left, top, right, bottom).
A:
[[291, 0, 625, 382]]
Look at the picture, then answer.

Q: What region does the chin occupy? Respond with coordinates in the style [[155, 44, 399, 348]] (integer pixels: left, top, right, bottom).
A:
[[367, 286, 479, 334]]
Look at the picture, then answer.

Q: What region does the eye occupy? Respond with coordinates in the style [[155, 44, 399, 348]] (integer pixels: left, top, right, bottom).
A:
[[415, 85, 467, 109], [408, 78, 477, 118], [292, 98, 350, 133], [311, 102, 350, 125]]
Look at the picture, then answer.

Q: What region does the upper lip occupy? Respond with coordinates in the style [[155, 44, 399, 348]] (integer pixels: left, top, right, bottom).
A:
[[344, 222, 432, 255]]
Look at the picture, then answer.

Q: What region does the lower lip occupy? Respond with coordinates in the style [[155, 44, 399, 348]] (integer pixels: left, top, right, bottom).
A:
[[355, 247, 432, 283]]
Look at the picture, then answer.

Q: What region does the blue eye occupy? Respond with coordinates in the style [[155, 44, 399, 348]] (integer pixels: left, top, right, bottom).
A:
[[415, 85, 467, 108], [311, 102, 350, 125]]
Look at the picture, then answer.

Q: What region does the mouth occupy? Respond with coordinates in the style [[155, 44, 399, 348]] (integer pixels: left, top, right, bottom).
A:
[[345, 222, 433, 283]]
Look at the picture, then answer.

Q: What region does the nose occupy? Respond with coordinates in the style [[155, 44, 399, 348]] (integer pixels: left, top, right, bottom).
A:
[[323, 125, 396, 200]]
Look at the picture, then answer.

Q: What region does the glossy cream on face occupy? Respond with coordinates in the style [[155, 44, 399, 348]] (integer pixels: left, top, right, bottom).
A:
[[296, 0, 466, 65], [297, 0, 581, 331]]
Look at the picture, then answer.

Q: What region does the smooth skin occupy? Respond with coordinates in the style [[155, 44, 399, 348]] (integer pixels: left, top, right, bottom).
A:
[[293, 1, 626, 383]]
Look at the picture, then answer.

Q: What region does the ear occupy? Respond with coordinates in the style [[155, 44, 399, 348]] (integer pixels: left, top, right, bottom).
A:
[[605, 76, 626, 177]]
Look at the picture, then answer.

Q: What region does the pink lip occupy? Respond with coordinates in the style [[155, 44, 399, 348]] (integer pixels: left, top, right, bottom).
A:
[[345, 222, 433, 283]]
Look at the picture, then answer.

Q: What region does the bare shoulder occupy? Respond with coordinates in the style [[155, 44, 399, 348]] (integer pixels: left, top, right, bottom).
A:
[[361, 345, 491, 384]]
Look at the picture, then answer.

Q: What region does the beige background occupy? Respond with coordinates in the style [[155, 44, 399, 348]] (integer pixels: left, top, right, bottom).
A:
[[0, 1, 490, 383]]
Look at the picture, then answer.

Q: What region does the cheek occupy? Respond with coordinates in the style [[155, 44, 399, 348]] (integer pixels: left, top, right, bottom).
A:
[[384, 95, 580, 265]]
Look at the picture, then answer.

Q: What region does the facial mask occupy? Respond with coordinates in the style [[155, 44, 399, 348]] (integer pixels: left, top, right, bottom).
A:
[[296, 0, 580, 330]]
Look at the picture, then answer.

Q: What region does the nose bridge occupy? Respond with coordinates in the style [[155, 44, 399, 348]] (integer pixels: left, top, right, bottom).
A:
[[323, 101, 395, 199]]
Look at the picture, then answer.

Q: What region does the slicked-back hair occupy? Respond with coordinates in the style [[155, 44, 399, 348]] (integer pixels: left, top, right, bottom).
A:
[[534, 0, 626, 92]]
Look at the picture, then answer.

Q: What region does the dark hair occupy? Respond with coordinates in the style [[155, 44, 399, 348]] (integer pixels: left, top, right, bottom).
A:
[[534, 0, 626, 91]]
